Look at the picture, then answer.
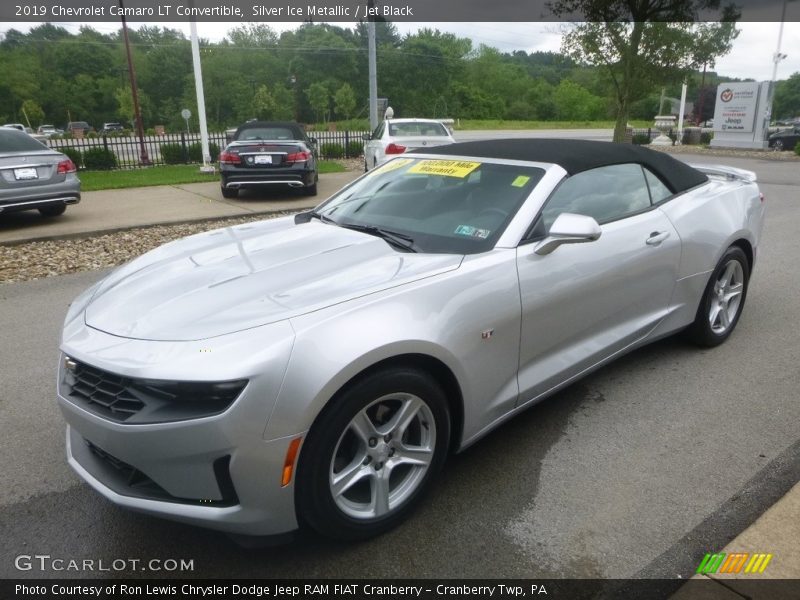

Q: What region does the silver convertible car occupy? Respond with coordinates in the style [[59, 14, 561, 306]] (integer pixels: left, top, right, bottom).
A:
[[58, 140, 765, 541]]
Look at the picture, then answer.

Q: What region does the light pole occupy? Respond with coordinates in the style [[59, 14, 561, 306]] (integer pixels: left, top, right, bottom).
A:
[[764, 0, 789, 139]]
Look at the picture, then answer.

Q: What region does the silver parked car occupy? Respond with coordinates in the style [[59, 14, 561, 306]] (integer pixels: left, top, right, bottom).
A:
[[1, 127, 80, 217], [57, 140, 765, 541]]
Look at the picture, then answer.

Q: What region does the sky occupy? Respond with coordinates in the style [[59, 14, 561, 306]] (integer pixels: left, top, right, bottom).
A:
[[2, 21, 799, 81]]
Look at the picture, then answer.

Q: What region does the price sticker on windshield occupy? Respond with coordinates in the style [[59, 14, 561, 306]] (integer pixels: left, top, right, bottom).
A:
[[407, 160, 481, 178]]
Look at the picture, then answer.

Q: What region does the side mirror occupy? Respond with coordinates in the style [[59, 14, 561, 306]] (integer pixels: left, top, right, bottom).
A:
[[534, 213, 601, 256], [362, 133, 371, 141]]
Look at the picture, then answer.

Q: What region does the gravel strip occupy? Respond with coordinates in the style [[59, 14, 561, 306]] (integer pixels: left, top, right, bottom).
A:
[[0, 212, 295, 285]]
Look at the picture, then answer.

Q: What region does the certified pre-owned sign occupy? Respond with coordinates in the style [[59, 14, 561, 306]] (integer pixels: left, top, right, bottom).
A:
[[713, 82, 759, 132]]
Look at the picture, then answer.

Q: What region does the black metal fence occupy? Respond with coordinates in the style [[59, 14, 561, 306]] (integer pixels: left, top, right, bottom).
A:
[[46, 130, 369, 169]]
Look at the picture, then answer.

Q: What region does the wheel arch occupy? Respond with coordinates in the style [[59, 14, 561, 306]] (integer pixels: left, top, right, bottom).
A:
[[729, 237, 754, 271], [313, 353, 465, 454]]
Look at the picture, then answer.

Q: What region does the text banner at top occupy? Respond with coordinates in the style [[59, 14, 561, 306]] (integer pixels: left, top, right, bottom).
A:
[[3, 0, 799, 23]]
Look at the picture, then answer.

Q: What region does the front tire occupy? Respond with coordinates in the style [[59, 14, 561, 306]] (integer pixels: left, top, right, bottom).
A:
[[296, 367, 450, 540], [686, 246, 750, 347]]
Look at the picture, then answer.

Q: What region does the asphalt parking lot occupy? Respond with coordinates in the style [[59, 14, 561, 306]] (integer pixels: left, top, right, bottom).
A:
[[0, 153, 798, 581]]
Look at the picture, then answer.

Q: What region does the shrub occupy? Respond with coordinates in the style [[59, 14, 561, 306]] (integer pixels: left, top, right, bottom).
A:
[[82, 147, 118, 170], [160, 142, 187, 165], [59, 147, 83, 169], [62, 131, 73, 140], [321, 142, 344, 159], [345, 141, 363, 158], [187, 141, 220, 162], [87, 131, 98, 139], [700, 131, 714, 145], [145, 128, 156, 136], [632, 133, 651, 145], [795, 143, 800, 156]]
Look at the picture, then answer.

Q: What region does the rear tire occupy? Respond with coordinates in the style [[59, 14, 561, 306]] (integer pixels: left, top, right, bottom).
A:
[[685, 246, 750, 347], [773, 140, 784, 151], [220, 185, 238, 199], [303, 182, 318, 196], [38, 205, 66, 217], [296, 367, 450, 541]]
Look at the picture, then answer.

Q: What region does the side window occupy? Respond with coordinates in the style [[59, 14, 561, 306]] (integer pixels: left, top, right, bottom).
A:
[[371, 122, 385, 140], [539, 163, 652, 231], [644, 167, 673, 203]]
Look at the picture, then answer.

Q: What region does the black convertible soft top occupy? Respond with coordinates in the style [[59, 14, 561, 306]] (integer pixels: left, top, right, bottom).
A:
[[420, 138, 708, 194]]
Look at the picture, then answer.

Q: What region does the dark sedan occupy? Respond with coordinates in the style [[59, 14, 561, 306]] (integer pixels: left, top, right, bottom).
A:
[[0, 128, 80, 217], [219, 121, 318, 198], [768, 126, 800, 151]]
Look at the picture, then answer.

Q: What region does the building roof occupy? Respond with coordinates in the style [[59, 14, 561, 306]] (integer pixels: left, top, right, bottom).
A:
[[420, 138, 708, 193]]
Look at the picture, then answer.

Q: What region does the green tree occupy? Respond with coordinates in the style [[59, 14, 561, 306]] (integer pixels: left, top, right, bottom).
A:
[[773, 72, 800, 120], [252, 84, 276, 120], [306, 82, 330, 123], [552, 0, 740, 141], [20, 99, 44, 127], [553, 80, 606, 120], [114, 86, 152, 128], [334, 83, 356, 120]]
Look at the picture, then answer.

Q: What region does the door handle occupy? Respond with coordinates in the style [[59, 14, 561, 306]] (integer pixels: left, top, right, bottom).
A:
[[646, 231, 670, 246]]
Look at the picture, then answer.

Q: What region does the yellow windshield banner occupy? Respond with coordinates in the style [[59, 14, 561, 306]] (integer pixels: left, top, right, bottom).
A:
[[368, 157, 414, 176], [407, 160, 481, 178]]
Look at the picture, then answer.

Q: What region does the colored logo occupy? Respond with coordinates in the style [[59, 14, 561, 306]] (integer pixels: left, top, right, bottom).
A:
[[696, 552, 773, 574], [720, 89, 734, 102]]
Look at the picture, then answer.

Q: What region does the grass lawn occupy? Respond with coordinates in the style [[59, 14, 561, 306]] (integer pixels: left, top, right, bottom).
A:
[[79, 162, 346, 191]]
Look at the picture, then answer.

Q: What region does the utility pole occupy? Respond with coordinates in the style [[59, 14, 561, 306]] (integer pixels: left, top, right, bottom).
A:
[[119, 0, 150, 165], [367, 0, 378, 130]]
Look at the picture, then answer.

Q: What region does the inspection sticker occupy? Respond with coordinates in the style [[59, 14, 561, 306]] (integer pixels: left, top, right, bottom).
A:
[[511, 175, 530, 187], [454, 225, 491, 239], [368, 157, 414, 176], [408, 160, 481, 178]]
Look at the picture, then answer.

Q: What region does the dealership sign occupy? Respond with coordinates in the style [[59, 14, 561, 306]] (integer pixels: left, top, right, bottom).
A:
[[713, 82, 759, 133]]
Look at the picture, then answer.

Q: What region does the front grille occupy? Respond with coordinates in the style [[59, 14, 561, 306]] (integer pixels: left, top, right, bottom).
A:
[[83, 439, 238, 506], [85, 440, 166, 495], [64, 361, 145, 421]]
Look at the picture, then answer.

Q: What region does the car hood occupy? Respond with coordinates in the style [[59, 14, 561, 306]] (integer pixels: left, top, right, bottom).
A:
[[84, 217, 463, 341]]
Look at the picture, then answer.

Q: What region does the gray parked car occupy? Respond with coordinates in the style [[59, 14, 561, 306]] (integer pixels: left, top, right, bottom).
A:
[[0, 127, 80, 217], [57, 140, 764, 542]]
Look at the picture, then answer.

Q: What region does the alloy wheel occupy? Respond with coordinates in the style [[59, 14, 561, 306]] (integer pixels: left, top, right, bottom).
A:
[[329, 393, 436, 520]]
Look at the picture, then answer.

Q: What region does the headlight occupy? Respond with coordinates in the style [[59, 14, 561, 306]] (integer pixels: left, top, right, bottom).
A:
[[61, 357, 248, 424]]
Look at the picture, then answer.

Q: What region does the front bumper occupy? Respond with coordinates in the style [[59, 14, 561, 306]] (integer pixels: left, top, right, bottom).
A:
[[58, 319, 302, 536]]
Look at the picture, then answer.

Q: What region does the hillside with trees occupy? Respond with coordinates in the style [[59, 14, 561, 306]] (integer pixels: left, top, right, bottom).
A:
[[0, 22, 795, 133]]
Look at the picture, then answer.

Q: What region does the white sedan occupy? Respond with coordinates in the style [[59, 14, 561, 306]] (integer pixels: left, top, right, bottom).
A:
[[363, 118, 455, 171]]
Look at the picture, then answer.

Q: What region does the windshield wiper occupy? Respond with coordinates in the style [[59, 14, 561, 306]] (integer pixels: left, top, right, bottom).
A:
[[339, 223, 418, 253]]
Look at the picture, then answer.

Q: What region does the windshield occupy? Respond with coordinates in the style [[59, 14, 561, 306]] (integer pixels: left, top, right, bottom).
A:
[[0, 129, 48, 152], [236, 127, 301, 141], [316, 157, 545, 254], [388, 122, 449, 137]]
